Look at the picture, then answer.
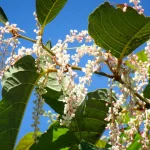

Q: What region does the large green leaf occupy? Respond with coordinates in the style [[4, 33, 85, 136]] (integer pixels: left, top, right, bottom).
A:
[[0, 7, 8, 24], [36, 0, 68, 29], [70, 89, 115, 144], [30, 89, 113, 149], [74, 98, 86, 138], [29, 121, 79, 150], [88, 2, 150, 58], [15, 132, 41, 150], [0, 55, 40, 150]]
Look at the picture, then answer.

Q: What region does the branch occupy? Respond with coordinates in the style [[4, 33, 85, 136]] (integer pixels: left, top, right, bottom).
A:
[[42, 43, 55, 56], [105, 58, 150, 107], [71, 65, 114, 78], [18, 34, 36, 43], [117, 77, 150, 108], [18, 34, 55, 56]]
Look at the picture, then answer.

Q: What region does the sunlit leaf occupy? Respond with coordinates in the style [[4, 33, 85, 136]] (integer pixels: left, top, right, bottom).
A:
[[136, 50, 148, 62], [127, 134, 142, 150], [29, 121, 79, 150], [95, 140, 106, 148], [15, 132, 41, 150], [36, 0, 68, 31]]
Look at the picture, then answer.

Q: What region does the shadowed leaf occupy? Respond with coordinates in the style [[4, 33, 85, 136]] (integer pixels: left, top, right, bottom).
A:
[[0, 7, 8, 24], [0, 56, 40, 150], [88, 2, 150, 58]]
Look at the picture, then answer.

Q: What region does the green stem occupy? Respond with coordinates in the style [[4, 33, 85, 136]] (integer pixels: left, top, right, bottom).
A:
[[66, 45, 92, 50], [18, 34, 36, 43], [66, 47, 81, 50], [42, 44, 55, 56], [71, 65, 114, 78], [18, 34, 55, 56], [75, 116, 82, 140], [17, 34, 114, 79], [118, 78, 150, 107]]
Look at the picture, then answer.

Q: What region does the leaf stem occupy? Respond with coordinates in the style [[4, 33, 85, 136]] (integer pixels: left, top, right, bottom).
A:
[[18, 34, 55, 56], [75, 116, 82, 140], [18, 34, 36, 43], [71, 65, 114, 78], [42, 43, 55, 56], [66, 45, 93, 50]]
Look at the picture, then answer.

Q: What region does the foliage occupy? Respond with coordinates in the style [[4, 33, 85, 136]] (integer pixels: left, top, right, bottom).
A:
[[0, 56, 40, 150], [15, 132, 42, 150], [36, 0, 68, 34], [0, 0, 150, 150], [88, 2, 150, 59], [0, 7, 8, 24]]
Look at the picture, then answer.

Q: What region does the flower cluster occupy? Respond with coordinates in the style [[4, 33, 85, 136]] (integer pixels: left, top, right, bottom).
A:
[[0, 22, 25, 78], [140, 110, 150, 149], [104, 38, 150, 149], [123, 0, 144, 14], [50, 30, 114, 126], [43, 110, 58, 124], [31, 79, 47, 142]]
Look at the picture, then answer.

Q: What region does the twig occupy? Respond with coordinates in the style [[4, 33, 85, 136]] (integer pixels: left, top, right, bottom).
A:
[[18, 34, 36, 43], [71, 65, 114, 78]]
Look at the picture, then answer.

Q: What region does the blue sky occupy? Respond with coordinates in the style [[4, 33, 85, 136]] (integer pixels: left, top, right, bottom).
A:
[[0, 0, 149, 146]]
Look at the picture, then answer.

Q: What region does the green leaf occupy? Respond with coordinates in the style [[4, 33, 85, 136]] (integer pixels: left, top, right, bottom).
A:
[[42, 75, 70, 114], [38, 52, 64, 114], [36, 0, 68, 30], [95, 140, 106, 148], [74, 98, 86, 136], [80, 140, 104, 150], [122, 112, 130, 124], [125, 49, 148, 71], [143, 84, 150, 99], [0, 7, 8, 24], [42, 73, 64, 114], [45, 40, 52, 49], [0, 55, 40, 150], [88, 2, 150, 58], [127, 134, 142, 150], [136, 50, 148, 62], [15, 132, 41, 150], [70, 89, 115, 144], [29, 121, 79, 150]]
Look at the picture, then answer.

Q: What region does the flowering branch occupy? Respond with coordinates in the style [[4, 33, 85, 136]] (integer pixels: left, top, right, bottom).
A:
[[17, 33, 115, 80], [18, 34, 55, 56], [118, 78, 150, 108]]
